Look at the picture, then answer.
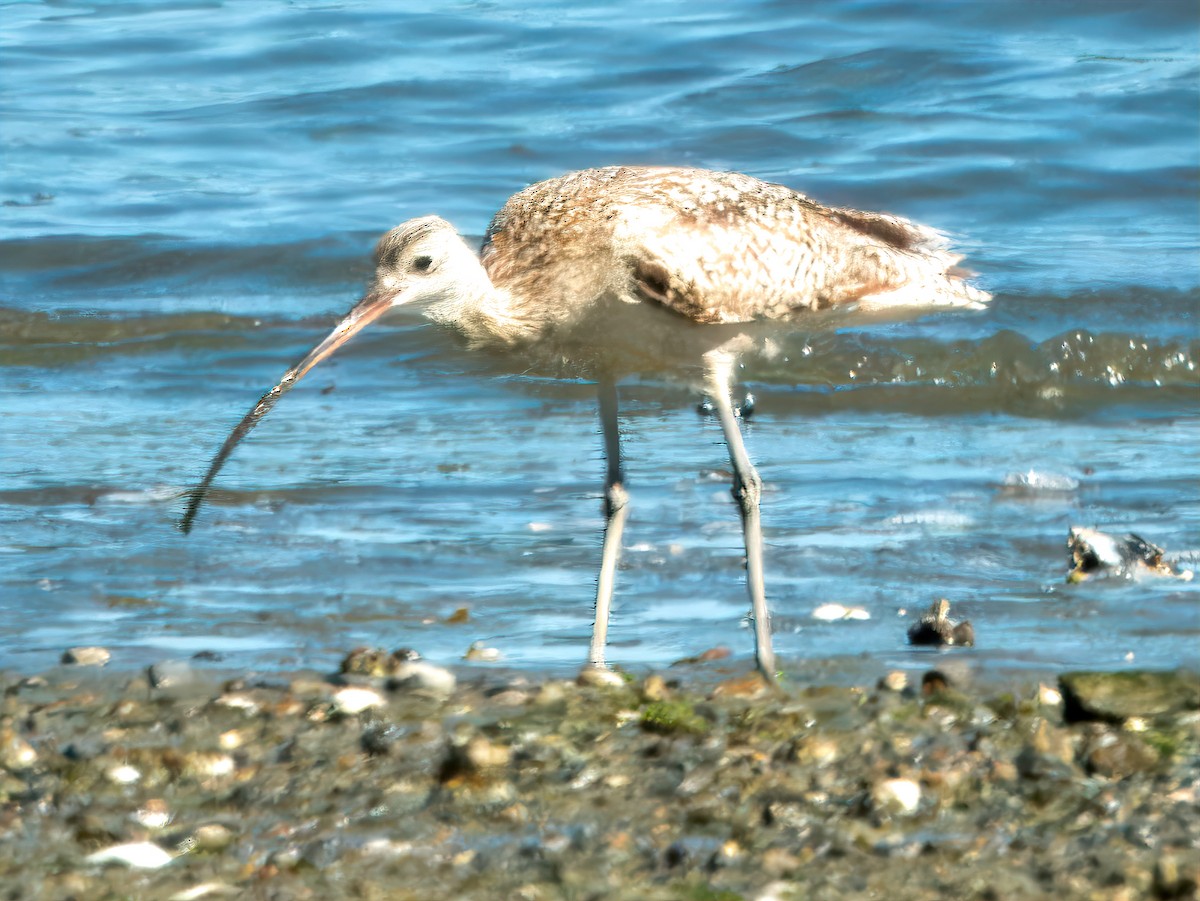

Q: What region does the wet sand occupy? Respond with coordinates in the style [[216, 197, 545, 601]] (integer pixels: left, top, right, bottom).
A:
[[2, 657, 1197, 901]]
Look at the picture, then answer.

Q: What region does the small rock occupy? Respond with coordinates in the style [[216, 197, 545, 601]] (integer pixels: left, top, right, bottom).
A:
[[389, 660, 456, 697], [183, 751, 237, 781], [62, 646, 111, 666], [791, 735, 839, 767], [464, 640, 502, 662], [711, 671, 772, 698], [341, 646, 422, 678], [439, 733, 511, 784], [576, 664, 625, 688], [465, 735, 512, 769], [84, 841, 173, 869], [147, 660, 201, 692], [1082, 728, 1159, 778], [1, 727, 38, 772], [212, 693, 260, 715], [329, 686, 386, 715], [760, 847, 803, 878], [192, 823, 236, 853], [873, 777, 922, 815], [168, 883, 240, 901], [1154, 854, 1199, 900], [106, 763, 141, 785], [487, 688, 528, 706], [671, 646, 731, 666], [1037, 683, 1062, 706], [921, 670, 953, 695], [641, 673, 670, 702], [878, 670, 908, 692], [812, 602, 870, 621], [132, 799, 172, 830]]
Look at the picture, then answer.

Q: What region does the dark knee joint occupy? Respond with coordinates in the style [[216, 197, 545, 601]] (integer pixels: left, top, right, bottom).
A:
[[731, 469, 762, 515], [604, 482, 629, 520]]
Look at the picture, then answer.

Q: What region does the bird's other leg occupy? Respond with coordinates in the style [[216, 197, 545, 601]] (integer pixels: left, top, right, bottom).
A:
[[586, 375, 629, 679], [703, 351, 777, 683]]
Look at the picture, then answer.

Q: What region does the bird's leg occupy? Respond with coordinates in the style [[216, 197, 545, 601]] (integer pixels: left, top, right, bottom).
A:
[[587, 375, 629, 673], [703, 352, 777, 683]]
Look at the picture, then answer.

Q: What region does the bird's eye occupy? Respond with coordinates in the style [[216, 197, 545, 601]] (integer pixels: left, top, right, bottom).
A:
[[411, 255, 434, 273]]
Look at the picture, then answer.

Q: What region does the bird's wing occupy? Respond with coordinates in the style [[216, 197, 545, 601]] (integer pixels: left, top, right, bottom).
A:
[[610, 168, 987, 320]]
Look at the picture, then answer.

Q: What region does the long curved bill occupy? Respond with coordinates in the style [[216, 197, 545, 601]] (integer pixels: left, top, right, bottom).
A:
[[179, 290, 394, 534]]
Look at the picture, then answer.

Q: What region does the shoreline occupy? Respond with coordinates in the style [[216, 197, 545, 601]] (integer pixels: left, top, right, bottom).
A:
[[2, 656, 1197, 900]]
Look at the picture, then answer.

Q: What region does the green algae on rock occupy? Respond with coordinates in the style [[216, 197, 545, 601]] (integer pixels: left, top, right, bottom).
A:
[[1059, 669, 1200, 723]]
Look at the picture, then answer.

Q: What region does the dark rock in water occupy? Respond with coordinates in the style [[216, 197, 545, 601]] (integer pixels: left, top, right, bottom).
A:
[[1066, 527, 1193, 582], [907, 599, 974, 647], [1059, 670, 1200, 723]]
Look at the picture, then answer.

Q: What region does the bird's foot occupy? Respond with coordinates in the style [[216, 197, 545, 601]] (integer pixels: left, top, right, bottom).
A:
[[577, 663, 625, 688]]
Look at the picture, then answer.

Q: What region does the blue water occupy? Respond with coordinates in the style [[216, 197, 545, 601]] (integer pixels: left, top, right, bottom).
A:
[[1, 0, 1197, 680]]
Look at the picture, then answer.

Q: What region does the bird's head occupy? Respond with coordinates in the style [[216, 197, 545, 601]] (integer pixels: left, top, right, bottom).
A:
[[178, 215, 482, 533]]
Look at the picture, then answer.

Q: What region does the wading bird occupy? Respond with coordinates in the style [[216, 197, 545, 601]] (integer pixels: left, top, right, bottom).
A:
[[180, 166, 989, 684]]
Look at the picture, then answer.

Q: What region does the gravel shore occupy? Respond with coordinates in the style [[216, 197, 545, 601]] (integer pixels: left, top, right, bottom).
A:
[[2, 656, 1197, 900]]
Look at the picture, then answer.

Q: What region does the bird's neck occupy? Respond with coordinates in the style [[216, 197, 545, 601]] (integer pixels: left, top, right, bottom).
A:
[[424, 251, 523, 347]]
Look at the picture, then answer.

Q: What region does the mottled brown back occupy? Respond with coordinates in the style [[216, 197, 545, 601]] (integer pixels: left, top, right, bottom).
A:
[[481, 166, 985, 327]]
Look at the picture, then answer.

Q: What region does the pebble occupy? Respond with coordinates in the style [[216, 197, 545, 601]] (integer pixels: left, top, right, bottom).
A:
[[464, 640, 502, 662], [576, 664, 625, 688], [147, 659, 203, 692], [191, 823, 237, 853], [1037, 683, 1063, 706], [106, 763, 141, 785], [671, 646, 732, 665], [186, 751, 237, 780], [712, 671, 772, 698], [84, 841, 173, 869], [62, 646, 111, 666], [389, 660, 457, 697], [1, 727, 38, 771], [464, 734, 512, 770], [873, 777, 922, 815], [132, 799, 172, 829], [329, 686, 386, 715], [641, 673, 670, 702], [812, 602, 871, 621], [341, 646, 422, 678], [168, 882, 239, 900], [212, 692, 261, 715], [1082, 728, 1159, 778]]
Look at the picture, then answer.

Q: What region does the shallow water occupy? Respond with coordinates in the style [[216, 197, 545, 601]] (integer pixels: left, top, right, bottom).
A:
[[1, 0, 1197, 678]]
